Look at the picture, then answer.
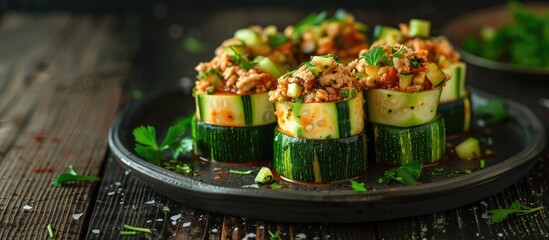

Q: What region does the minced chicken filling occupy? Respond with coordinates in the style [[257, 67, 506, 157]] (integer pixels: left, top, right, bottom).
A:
[[194, 54, 276, 95], [269, 55, 361, 103], [349, 44, 450, 92]]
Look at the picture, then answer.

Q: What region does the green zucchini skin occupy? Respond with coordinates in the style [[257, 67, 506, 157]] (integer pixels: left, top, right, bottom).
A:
[[368, 114, 446, 165], [273, 129, 368, 183], [438, 95, 472, 136], [192, 118, 275, 163]]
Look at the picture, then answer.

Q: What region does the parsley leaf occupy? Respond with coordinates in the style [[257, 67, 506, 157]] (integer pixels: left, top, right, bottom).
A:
[[52, 165, 101, 187], [132, 113, 194, 164], [378, 161, 423, 186], [268, 230, 281, 239], [488, 201, 544, 223], [350, 180, 367, 192], [267, 33, 288, 48], [362, 46, 392, 66]]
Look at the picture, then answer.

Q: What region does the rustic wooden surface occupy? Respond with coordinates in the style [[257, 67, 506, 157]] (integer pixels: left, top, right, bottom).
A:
[[0, 8, 547, 240]]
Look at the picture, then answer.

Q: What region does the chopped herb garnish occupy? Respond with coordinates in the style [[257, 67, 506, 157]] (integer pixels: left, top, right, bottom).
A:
[[480, 159, 486, 169], [350, 180, 367, 192], [47, 224, 55, 239], [162, 206, 170, 213], [52, 165, 100, 187], [213, 168, 222, 172], [230, 46, 256, 70], [488, 201, 544, 223], [132, 114, 194, 164], [410, 58, 421, 68], [120, 231, 137, 236], [267, 33, 288, 48], [175, 164, 192, 174], [361, 46, 393, 66], [293, 11, 327, 37], [229, 169, 253, 175], [270, 181, 283, 189], [431, 167, 444, 176], [378, 161, 422, 186], [268, 230, 281, 239], [123, 224, 152, 233], [390, 44, 405, 58], [295, 97, 303, 103], [131, 204, 137, 211]]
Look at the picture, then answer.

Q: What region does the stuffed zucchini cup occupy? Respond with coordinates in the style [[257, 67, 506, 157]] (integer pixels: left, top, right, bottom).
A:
[[372, 19, 471, 136], [349, 44, 447, 165], [269, 55, 367, 183], [192, 36, 282, 163], [285, 10, 369, 64]]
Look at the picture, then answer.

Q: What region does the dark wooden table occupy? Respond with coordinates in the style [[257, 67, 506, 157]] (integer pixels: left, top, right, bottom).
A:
[[0, 8, 548, 239]]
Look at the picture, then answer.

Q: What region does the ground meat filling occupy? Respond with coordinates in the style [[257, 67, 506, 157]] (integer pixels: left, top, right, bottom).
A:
[[194, 54, 276, 95], [269, 55, 360, 103], [349, 44, 449, 93], [285, 13, 368, 63]]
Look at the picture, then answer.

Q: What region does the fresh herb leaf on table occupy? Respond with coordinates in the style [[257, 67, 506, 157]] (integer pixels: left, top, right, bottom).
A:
[[132, 113, 194, 164], [350, 180, 367, 192], [488, 200, 544, 223], [378, 161, 423, 186], [52, 165, 100, 187]]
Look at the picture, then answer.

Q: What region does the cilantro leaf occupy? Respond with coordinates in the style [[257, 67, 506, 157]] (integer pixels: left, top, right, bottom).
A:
[[52, 165, 100, 187], [378, 161, 423, 186], [488, 200, 544, 223], [362, 46, 390, 66], [350, 180, 367, 192]]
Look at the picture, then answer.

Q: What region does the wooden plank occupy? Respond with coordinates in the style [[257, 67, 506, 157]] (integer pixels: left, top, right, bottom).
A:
[[0, 13, 134, 239]]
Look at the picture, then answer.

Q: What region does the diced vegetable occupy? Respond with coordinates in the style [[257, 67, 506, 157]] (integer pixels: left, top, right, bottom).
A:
[[373, 25, 403, 45], [254, 56, 281, 78], [408, 19, 431, 38], [255, 167, 274, 184], [287, 83, 303, 99], [425, 62, 446, 87], [455, 137, 482, 159]]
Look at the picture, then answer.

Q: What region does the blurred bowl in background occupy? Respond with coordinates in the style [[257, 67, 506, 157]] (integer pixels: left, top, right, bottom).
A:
[[442, 2, 549, 76], [442, 2, 549, 139]]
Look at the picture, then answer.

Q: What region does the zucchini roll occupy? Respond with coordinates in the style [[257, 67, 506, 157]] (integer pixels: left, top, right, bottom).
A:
[[350, 43, 447, 165], [192, 26, 288, 163], [270, 55, 367, 183]]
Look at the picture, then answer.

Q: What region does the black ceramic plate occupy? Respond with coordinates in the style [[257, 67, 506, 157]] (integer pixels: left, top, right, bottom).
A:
[[109, 88, 545, 223]]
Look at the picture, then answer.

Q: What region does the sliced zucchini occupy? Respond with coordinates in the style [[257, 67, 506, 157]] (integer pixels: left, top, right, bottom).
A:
[[195, 92, 276, 127], [408, 19, 431, 38], [275, 91, 364, 139], [368, 114, 446, 165], [365, 87, 442, 127], [438, 95, 472, 136], [253, 56, 281, 78], [192, 118, 276, 163], [440, 62, 467, 103], [455, 137, 481, 159], [398, 73, 414, 89], [425, 62, 446, 87], [255, 167, 274, 184], [373, 25, 402, 45], [273, 128, 368, 183], [234, 28, 261, 47], [287, 83, 303, 99]]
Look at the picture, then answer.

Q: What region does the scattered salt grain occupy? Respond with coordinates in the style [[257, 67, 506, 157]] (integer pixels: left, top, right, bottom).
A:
[[481, 213, 491, 219], [170, 213, 182, 221], [107, 191, 115, 196], [211, 229, 218, 233], [183, 222, 191, 228], [421, 227, 428, 232], [497, 233, 503, 237], [156, 218, 163, 222], [241, 184, 259, 188], [72, 213, 84, 220], [146, 220, 152, 223], [23, 205, 32, 210], [480, 201, 488, 207], [91, 229, 100, 234], [144, 200, 155, 205], [296, 233, 306, 240]]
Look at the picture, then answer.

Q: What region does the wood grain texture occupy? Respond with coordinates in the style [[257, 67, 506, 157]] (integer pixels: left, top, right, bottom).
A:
[[0, 13, 134, 239]]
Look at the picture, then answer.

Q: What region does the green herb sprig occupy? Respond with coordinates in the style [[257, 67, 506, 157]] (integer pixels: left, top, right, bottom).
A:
[[230, 47, 256, 70], [47, 224, 55, 239], [361, 46, 393, 66], [268, 230, 281, 239], [378, 161, 423, 186], [293, 11, 327, 38], [52, 165, 100, 187], [132, 114, 194, 164], [350, 180, 367, 192], [488, 200, 544, 223]]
